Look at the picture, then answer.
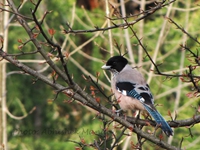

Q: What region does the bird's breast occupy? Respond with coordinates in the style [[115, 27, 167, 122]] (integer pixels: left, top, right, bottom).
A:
[[113, 88, 145, 111]]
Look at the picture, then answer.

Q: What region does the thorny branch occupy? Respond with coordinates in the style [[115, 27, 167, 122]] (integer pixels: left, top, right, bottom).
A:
[[129, 22, 200, 94], [1, 0, 200, 149], [188, 65, 200, 92], [167, 17, 200, 45], [2, 46, 198, 149], [30, 0, 73, 85], [63, 0, 176, 34], [0, 47, 186, 150]]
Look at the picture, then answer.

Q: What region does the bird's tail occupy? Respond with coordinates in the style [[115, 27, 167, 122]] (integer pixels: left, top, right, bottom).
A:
[[144, 105, 173, 136]]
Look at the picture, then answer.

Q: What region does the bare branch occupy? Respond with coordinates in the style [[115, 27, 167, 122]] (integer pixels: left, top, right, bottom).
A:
[[167, 17, 200, 45], [63, 0, 176, 34]]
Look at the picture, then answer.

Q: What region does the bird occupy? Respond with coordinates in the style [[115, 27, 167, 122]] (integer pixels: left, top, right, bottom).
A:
[[102, 55, 173, 136]]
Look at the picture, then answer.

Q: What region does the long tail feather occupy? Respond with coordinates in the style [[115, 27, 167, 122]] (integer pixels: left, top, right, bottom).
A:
[[126, 88, 173, 136], [144, 105, 173, 136]]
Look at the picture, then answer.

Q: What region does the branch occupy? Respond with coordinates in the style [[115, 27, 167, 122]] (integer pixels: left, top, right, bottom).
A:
[[30, 2, 73, 85], [0, 49, 180, 150], [0, 7, 33, 20], [126, 114, 200, 128], [2, 1, 196, 149], [129, 25, 200, 96], [7, 0, 73, 85], [63, 0, 176, 34], [167, 17, 200, 45], [6, 106, 36, 120]]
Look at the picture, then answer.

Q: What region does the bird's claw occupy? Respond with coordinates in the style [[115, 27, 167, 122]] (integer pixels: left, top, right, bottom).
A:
[[115, 109, 123, 116]]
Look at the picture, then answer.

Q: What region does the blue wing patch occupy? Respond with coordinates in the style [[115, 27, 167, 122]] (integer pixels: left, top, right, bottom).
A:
[[116, 82, 154, 108]]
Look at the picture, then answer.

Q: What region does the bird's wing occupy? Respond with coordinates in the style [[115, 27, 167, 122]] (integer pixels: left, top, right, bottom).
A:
[[116, 82, 155, 110]]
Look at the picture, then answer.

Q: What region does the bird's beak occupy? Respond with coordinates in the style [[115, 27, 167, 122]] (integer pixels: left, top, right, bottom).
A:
[[101, 64, 111, 70]]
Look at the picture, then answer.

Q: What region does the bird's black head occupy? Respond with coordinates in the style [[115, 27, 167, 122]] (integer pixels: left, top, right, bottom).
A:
[[102, 56, 128, 73]]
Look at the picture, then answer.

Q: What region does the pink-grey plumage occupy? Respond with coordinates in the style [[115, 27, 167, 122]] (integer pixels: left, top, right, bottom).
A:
[[102, 56, 173, 136]]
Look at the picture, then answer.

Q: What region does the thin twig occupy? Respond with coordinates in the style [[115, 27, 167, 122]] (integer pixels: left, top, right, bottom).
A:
[[63, 0, 176, 34], [31, 8, 73, 85], [167, 17, 200, 45]]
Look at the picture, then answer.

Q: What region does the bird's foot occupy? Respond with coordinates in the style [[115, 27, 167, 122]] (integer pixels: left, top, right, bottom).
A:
[[115, 109, 123, 116], [132, 110, 140, 119]]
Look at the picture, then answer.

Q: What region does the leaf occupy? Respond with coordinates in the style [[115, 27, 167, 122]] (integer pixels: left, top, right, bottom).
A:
[[75, 147, 82, 150], [55, 74, 58, 80], [186, 92, 194, 98], [96, 72, 100, 78], [159, 133, 164, 140], [90, 86, 96, 91], [35, 25, 40, 31], [90, 86, 96, 96], [47, 99, 53, 104], [65, 52, 69, 58], [48, 28, 56, 36], [91, 91, 95, 96], [128, 126, 133, 131], [168, 110, 172, 118], [17, 39, 23, 43], [18, 45, 23, 50], [180, 77, 185, 82], [145, 121, 151, 126], [47, 52, 54, 57], [95, 97, 100, 103], [32, 33, 39, 38], [80, 138, 86, 144], [131, 141, 137, 149], [51, 70, 56, 77]]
